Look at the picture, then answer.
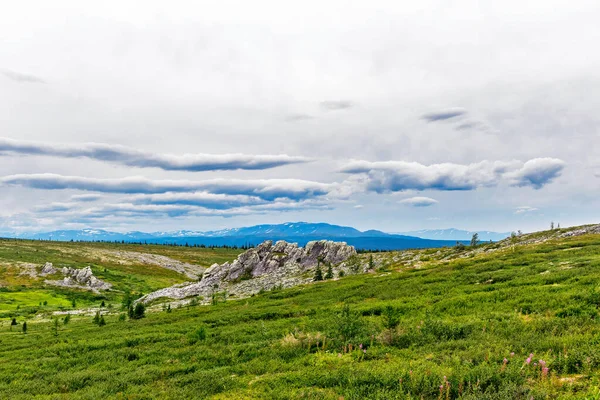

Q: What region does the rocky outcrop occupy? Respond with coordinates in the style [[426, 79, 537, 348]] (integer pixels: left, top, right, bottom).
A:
[[138, 240, 356, 304], [45, 266, 112, 292], [40, 262, 58, 276]]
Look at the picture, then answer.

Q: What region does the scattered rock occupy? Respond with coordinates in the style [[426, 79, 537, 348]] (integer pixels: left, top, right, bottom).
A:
[[138, 240, 356, 304]]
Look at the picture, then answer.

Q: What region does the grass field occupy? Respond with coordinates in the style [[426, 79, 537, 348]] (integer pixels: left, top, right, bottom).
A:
[[1, 233, 600, 398]]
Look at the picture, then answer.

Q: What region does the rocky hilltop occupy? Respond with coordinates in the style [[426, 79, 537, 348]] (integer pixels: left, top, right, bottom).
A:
[[138, 240, 357, 304]]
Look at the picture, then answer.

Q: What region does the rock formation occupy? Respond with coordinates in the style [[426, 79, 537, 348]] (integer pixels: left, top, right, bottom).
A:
[[138, 240, 356, 304], [45, 265, 112, 292], [40, 262, 57, 276]]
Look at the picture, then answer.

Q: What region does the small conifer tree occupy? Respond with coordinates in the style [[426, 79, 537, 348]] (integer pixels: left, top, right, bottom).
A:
[[314, 265, 323, 281], [325, 264, 334, 279], [22, 322, 27, 334]]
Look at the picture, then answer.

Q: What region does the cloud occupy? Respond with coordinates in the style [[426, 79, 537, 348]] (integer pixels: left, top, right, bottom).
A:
[[505, 158, 566, 189], [353, 204, 364, 209], [1, 69, 46, 84], [0, 173, 333, 201], [0, 137, 309, 172], [319, 100, 354, 111], [399, 196, 439, 207], [130, 192, 267, 210], [422, 108, 466, 122], [285, 113, 314, 122], [340, 158, 565, 192], [515, 206, 539, 214], [341, 160, 515, 192], [70, 194, 103, 202]]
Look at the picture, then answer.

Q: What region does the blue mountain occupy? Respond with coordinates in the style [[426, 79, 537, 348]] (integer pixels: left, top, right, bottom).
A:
[[4, 222, 473, 250]]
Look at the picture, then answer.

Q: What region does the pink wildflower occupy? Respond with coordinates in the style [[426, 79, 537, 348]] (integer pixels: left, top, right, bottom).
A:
[[542, 367, 549, 377], [526, 357, 532, 365], [359, 343, 363, 349], [510, 352, 515, 357], [503, 358, 508, 364]]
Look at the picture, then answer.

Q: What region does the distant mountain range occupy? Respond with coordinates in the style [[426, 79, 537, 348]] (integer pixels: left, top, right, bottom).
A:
[[397, 229, 511, 242], [0, 222, 508, 250]]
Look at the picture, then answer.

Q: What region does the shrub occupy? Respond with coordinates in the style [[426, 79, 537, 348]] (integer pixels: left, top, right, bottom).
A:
[[188, 326, 207, 344], [382, 306, 401, 330], [63, 314, 71, 325], [334, 305, 364, 345]]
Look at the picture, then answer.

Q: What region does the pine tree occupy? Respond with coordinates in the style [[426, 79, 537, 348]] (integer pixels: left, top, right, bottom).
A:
[[93, 311, 100, 325], [325, 265, 334, 280], [470, 233, 479, 247], [313, 265, 323, 281], [22, 322, 27, 334], [99, 315, 106, 326]]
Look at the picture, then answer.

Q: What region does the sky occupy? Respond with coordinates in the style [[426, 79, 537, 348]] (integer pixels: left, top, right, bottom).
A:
[[1, 0, 599, 234]]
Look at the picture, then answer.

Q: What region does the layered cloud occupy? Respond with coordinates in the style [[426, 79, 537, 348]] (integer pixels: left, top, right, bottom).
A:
[[0, 137, 309, 172], [421, 108, 466, 122], [340, 158, 565, 192], [0, 173, 333, 201], [399, 197, 439, 207], [503, 158, 566, 189], [320, 100, 354, 111], [1, 69, 46, 84]]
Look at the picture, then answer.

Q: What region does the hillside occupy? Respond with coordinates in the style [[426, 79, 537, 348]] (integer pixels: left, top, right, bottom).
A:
[[1, 225, 600, 398]]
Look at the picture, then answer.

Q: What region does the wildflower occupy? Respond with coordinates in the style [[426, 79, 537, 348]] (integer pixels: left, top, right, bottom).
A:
[[526, 357, 532, 365], [542, 367, 549, 377], [510, 352, 515, 357], [534, 362, 537, 367], [503, 358, 508, 364], [539, 360, 546, 367], [359, 343, 363, 349], [363, 349, 366, 354]]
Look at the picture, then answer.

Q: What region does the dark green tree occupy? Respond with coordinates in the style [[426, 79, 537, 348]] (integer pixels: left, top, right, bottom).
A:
[[93, 311, 101, 325], [470, 233, 479, 247], [63, 314, 71, 325], [324, 264, 334, 280], [313, 265, 323, 281], [22, 322, 27, 334], [99, 315, 106, 326], [129, 303, 145, 320]]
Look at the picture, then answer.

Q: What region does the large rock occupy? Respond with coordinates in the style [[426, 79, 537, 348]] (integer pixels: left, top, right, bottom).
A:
[[45, 265, 112, 292], [40, 262, 57, 276], [138, 240, 356, 304]]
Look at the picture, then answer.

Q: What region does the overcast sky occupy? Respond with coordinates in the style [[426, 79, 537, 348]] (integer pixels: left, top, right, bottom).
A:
[[1, 0, 599, 234]]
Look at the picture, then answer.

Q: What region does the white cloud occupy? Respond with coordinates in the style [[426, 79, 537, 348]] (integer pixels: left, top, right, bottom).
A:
[[399, 197, 439, 207], [0, 137, 309, 172], [340, 158, 565, 192]]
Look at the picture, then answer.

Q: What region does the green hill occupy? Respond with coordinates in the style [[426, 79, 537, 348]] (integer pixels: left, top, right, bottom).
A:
[[1, 227, 600, 398]]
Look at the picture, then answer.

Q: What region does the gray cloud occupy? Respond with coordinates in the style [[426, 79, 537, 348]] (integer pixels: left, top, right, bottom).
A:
[[285, 113, 314, 122], [0, 173, 333, 201], [130, 192, 267, 210], [320, 101, 354, 111], [422, 108, 467, 122], [506, 158, 566, 189], [1, 69, 46, 84], [70, 194, 103, 202], [399, 196, 439, 207], [341, 158, 564, 192], [0, 137, 309, 172]]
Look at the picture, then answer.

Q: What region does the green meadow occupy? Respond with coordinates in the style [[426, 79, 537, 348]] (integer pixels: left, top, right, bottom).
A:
[[1, 234, 600, 398]]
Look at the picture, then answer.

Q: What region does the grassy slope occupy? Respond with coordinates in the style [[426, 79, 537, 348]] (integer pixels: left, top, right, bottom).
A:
[[1, 234, 600, 398], [0, 239, 242, 316]]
